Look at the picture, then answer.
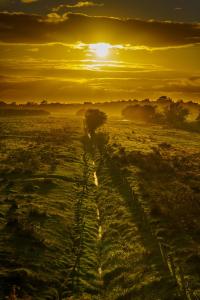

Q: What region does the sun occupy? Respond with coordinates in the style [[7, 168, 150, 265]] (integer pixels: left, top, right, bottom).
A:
[[89, 43, 110, 58]]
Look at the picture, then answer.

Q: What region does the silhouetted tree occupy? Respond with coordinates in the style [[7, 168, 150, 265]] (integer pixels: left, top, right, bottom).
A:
[[157, 96, 172, 104], [94, 132, 109, 154], [40, 100, 48, 105], [0, 101, 6, 106], [85, 109, 107, 135], [122, 104, 156, 122], [164, 102, 189, 126]]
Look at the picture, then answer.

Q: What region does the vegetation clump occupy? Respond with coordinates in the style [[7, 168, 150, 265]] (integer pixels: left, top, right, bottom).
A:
[[0, 108, 50, 117], [85, 109, 107, 135], [164, 101, 189, 127], [122, 104, 157, 122], [0, 109, 199, 299]]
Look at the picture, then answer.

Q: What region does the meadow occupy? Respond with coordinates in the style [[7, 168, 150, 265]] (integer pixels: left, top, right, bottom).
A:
[[0, 114, 199, 299], [104, 118, 200, 299]]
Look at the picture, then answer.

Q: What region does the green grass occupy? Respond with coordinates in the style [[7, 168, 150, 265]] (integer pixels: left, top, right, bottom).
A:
[[0, 115, 199, 299], [104, 117, 200, 298], [0, 116, 85, 299]]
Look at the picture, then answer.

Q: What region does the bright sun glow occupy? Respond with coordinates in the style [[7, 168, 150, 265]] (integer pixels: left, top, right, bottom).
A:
[[89, 43, 110, 58]]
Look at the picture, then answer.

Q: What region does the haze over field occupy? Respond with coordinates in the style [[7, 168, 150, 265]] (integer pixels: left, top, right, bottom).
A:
[[0, 0, 200, 102]]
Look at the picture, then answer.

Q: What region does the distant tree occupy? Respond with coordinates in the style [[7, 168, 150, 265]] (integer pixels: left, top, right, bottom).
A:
[[122, 104, 156, 122], [157, 96, 172, 103], [40, 100, 48, 105], [0, 101, 6, 106], [142, 98, 150, 104], [164, 102, 189, 126], [85, 109, 107, 135], [25, 101, 37, 107]]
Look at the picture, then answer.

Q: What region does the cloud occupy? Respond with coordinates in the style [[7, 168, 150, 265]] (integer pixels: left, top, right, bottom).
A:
[[152, 78, 200, 94], [53, 1, 104, 12], [0, 55, 162, 82], [1, 74, 200, 102], [0, 12, 200, 48], [0, 77, 110, 102]]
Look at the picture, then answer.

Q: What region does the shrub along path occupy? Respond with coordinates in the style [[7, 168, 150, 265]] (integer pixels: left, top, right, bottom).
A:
[[76, 135, 181, 300]]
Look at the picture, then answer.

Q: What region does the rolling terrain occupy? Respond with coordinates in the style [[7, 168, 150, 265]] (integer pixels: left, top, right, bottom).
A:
[[0, 115, 199, 299]]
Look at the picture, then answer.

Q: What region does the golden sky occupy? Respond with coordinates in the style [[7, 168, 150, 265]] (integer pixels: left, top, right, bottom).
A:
[[0, 1, 200, 102]]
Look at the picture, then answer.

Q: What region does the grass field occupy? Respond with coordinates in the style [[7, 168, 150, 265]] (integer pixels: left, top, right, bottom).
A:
[[0, 115, 199, 299], [104, 118, 200, 299]]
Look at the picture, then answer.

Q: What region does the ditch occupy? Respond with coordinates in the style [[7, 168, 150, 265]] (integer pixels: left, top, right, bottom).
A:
[[72, 133, 181, 299]]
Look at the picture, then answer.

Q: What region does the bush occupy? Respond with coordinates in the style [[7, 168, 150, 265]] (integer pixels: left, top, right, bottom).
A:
[[84, 109, 107, 135], [164, 102, 189, 126], [122, 104, 156, 122], [94, 132, 109, 153]]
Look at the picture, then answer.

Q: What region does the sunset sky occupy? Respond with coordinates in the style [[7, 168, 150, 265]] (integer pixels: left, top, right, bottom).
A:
[[0, 0, 200, 102]]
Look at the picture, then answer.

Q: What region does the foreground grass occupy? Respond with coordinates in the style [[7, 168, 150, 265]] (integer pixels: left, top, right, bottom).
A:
[[0, 116, 85, 299], [0, 115, 199, 299], [105, 118, 200, 298]]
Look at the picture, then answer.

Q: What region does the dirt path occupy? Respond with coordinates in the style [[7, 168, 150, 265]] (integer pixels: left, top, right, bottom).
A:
[[73, 133, 181, 299], [93, 165, 103, 281]]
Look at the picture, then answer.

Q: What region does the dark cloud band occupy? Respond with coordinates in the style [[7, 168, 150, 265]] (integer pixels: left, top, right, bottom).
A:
[[0, 12, 200, 47]]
